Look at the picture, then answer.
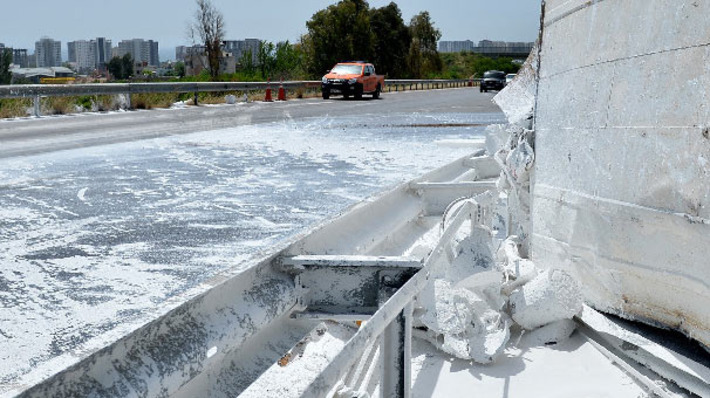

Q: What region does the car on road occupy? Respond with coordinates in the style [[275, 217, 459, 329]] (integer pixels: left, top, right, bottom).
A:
[[505, 73, 517, 86], [321, 62, 385, 100], [480, 70, 506, 93]]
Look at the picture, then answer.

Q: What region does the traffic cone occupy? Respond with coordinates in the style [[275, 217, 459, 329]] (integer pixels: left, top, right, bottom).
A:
[[277, 79, 286, 101], [265, 79, 273, 102]]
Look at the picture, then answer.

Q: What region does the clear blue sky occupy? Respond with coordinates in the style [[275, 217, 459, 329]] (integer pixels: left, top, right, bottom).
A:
[[1, 0, 541, 61]]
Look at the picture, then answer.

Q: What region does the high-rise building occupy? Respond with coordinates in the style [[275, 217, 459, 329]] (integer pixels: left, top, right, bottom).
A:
[[68, 40, 94, 72], [438, 40, 475, 53], [0, 44, 29, 68], [67, 38, 112, 73], [223, 39, 260, 65], [116, 39, 159, 67], [13, 49, 29, 68], [94, 37, 111, 71], [148, 40, 159, 66], [175, 46, 187, 62], [35, 37, 62, 67], [437, 39, 534, 56]]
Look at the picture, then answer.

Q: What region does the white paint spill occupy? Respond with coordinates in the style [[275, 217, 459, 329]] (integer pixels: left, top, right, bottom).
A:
[[77, 187, 88, 202]]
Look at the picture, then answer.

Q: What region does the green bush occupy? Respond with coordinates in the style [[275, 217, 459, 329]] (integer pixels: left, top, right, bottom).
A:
[[438, 52, 522, 79]]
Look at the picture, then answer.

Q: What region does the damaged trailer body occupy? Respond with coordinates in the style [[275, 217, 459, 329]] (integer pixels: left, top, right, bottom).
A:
[[530, 0, 710, 348]]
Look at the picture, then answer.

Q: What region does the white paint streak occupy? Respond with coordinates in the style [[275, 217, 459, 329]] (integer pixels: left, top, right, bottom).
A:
[[77, 187, 88, 202]]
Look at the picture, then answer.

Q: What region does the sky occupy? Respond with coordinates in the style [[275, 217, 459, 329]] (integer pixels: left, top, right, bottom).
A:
[[0, 0, 541, 61]]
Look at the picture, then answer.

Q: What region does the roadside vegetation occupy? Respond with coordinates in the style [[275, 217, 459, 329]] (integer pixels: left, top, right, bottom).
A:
[[439, 52, 521, 79]]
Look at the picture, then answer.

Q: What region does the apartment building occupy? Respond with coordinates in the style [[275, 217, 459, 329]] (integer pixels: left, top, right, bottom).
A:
[[67, 38, 112, 73], [438, 40, 475, 53], [223, 39, 260, 65], [68, 40, 93, 72], [13, 49, 29, 68], [115, 39, 159, 67], [35, 37, 62, 67]]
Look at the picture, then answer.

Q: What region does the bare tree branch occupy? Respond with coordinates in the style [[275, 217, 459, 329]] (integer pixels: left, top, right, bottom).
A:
[[189, 0, 225, 80]]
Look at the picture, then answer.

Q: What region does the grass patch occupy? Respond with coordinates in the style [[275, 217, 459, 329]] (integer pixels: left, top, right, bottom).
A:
[[43, 97, 80, 115], [131, 93, 180, 110], [0, 98, 32, 118]]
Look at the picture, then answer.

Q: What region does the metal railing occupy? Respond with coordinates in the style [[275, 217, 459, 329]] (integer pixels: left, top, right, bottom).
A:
[[302, 199, 480, 397], [0, 79, 478, 117]]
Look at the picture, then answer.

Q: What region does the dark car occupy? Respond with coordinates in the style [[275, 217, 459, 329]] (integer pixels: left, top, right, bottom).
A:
[[480, 70, 506, 92]]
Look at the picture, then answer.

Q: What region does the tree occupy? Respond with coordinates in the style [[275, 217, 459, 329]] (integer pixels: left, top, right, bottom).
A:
[[107, 57, 122, 80], [121, 54, 134, 78], [107, 54, 134, 80], [407, 11, 442, 78], [257, 41, 275, 79], [273, 41, 305, 80], [302, 0, 375, 76], [190, 0, 225, 80], [370, 3, 410, 78], [0, 49, 12, 85], [239, 49, 255, 75], [175, 61, 186, 78]]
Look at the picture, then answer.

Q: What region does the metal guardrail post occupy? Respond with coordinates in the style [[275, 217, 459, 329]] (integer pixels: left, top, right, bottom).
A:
[[33, 95, 41, 117], [382, 302, 412, 398]]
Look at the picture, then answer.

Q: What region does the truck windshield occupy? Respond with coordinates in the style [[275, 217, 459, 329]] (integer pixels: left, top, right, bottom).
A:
[[330, 65, 363, 75], [483, 71, 506, 79]]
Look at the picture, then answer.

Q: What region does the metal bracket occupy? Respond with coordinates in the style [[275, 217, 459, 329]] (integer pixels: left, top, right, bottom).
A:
[[279, 255, 421, 321]]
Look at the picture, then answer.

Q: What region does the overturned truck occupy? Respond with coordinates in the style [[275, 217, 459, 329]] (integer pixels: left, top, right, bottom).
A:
[[6, 0, 710, 397]]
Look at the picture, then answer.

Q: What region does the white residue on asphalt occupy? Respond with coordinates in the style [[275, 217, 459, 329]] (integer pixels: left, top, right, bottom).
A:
[[76, 187, 88, 202]]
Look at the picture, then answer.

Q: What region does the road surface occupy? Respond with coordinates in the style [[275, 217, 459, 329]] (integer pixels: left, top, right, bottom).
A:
[[0, 88, 500, 159]]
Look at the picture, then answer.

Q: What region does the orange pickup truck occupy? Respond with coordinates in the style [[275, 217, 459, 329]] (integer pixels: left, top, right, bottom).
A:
[[321, 62, 385, 100]]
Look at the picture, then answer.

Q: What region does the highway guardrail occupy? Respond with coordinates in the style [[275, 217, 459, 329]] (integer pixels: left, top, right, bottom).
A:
[[0, 79, 478, 117]]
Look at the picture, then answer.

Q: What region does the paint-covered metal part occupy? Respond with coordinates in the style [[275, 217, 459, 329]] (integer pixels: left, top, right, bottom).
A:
[[532, 0, 710, 347], [281, 255, 421, 316], [15, 262, 296, 398]]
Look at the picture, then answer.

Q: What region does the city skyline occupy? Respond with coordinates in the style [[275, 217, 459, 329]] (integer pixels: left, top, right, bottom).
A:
[[1, 0, 541, 62]]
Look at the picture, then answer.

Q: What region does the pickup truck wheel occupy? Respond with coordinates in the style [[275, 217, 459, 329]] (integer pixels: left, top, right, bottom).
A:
[[373, 85, 381, 99]]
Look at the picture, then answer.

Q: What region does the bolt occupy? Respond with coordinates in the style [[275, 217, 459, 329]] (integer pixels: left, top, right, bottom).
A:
[[702, 128, 709, 139]]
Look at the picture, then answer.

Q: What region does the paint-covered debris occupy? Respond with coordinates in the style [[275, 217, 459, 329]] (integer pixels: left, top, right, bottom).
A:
[[498, 235, 538, 295], [414, 218, 582, 363], [519, 319, 578, 347], [415, 44, 583, 363], [510, 269, 582, 330], [416, 278, 509, 364]]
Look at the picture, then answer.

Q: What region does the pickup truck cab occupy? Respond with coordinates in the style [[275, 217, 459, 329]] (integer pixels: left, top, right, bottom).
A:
[[480, 70, 506, 93], [321, 62, 385, 100]]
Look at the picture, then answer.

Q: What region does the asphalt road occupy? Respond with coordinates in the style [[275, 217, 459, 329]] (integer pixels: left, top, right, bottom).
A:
[[0, 88, 501, 158], [0, 87, 503, 390]]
